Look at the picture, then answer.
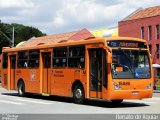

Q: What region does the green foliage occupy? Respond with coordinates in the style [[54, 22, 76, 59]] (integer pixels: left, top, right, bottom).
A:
[[156, 85, 160, 90], [0, 22, 46, 53]]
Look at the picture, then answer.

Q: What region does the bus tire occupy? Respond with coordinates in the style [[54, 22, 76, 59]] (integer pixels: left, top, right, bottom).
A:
[[18, 81, 25, 97], [111, 99, 123, 104], [73, 84, 85, 104]]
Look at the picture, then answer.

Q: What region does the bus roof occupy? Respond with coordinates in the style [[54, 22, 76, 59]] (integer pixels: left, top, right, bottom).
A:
[[2, 37, 146, 52]]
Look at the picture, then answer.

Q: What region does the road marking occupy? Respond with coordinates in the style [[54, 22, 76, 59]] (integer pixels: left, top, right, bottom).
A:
[[126, 100, 157, 104], [0, 93, 18, 98], [138, 101, 157, 104], [0, 100, 23, 105], [144, 97, 160, 101], [15, 98, 53, 105]]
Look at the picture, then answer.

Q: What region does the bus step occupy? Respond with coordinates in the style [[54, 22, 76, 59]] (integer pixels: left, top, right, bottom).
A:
[[42, 93, 50, 96]]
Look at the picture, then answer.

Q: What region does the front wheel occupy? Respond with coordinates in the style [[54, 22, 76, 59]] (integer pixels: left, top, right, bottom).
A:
[[73, 85, 85, 104], [111, 99, 123, 104], [18, 81, 25, 97]]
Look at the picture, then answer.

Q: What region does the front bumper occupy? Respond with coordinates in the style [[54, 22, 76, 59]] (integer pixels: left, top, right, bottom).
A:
[[107, 89, 153, 100]]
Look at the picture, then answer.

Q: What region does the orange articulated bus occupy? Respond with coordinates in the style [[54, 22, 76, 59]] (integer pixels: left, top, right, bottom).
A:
[[1, 37, 153, 104]]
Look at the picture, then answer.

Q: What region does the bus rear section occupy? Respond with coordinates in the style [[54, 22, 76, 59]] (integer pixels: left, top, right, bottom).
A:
[[105, 39, 153, 102]]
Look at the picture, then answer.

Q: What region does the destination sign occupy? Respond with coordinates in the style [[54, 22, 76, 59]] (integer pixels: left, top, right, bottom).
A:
[[107, 40, 147, 48]]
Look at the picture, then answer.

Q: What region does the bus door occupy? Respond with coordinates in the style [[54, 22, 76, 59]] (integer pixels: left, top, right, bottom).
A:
[[89, 48, 105, 98], [10, 55, 16, 90], [42, 52, 51, 94]]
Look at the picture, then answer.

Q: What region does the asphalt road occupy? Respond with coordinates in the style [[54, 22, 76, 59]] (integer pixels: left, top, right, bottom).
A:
[[0, 85, 160, 115]]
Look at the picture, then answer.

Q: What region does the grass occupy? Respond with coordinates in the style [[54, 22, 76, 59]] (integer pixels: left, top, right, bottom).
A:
[[156, 85, 160, 90]]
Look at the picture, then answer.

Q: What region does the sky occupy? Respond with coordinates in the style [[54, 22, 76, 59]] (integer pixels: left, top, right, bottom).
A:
[[0, 0, 160, 35]]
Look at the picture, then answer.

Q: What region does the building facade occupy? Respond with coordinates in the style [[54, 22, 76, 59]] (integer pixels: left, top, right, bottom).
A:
[[119, 6, 160, 89]]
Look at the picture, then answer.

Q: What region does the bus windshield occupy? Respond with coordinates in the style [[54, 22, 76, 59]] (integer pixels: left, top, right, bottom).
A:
[[111, 49, 151, 79]]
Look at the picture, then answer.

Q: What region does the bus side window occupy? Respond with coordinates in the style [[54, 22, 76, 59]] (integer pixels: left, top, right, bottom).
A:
[[68, 45, 85, 68], [2, 53, 8, 68], [53, 47, 67, 68], [18, 51, 28, 68], [28, 50, 40, 68]]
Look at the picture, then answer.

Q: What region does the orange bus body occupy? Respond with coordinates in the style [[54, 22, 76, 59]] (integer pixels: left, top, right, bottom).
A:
[[1, 37, 153, 103]]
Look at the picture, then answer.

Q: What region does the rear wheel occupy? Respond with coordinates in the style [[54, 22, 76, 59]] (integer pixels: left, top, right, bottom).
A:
[[111, 99, 123, 104], [18, 81, 25, 97], [73, 84, 85, 104]]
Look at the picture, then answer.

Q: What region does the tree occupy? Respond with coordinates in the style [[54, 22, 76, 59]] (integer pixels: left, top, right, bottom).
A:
[[0, 23, 46, 53], [0, 23, 12, 52]]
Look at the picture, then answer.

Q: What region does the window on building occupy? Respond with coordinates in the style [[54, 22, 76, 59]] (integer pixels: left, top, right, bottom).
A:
[[156, 44, 159, 59], [149, 45, 152, 54], [141, 26, 144, 39], [156, 25, 160, 39], [28, 50, 40, 68], [2, 53, 8, 68], [53, 47, 67, 68], [68, 45, 85, 68], [18, 51, 28, 68], [148, 26, 152, 40]]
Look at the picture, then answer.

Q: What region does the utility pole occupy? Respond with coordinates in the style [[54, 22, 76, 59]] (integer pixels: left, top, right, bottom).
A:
[[12, 26, 14, 47]]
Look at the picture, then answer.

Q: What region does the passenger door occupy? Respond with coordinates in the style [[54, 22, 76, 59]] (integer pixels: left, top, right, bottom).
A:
[[10, 55, 16, 90], [89, 48, 107, 98], [42, 52, 51, 94]]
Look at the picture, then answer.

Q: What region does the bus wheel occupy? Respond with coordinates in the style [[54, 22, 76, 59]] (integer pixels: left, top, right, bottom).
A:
[[73, 85, 85, 104], [18, 81, 25, 97], [111, 99, 123, 104]]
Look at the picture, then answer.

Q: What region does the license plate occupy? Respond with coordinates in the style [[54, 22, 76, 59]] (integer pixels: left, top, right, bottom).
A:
[[132, 91, 139, 95]]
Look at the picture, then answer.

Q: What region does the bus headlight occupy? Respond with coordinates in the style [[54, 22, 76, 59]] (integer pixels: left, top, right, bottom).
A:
[[113, 82, 121, 90], [146, 83, 152, 89]]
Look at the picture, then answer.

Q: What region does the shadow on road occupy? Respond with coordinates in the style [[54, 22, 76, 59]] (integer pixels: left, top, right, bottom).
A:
[[1, 92, 149, 108]]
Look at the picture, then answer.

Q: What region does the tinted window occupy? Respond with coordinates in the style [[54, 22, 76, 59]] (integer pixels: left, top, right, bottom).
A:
[[2, 53, 8, 68], [10, 55, 16, 69], [53, 47, 67, 68], [18, 51, 28, 68], [68, 46, 85, 68], [54, 47, 67, 57], [28, 50, 40, 68]]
